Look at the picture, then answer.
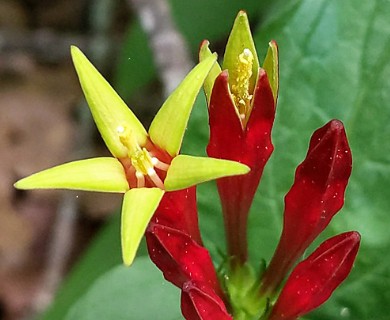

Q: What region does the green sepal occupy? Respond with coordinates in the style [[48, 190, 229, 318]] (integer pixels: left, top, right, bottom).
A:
[[71, 46, 147, 159], [121, 188, 164, 266], [199, 40, 222, 105], [164, 155, 250, 191], [262, 40, 279, 102], [149, 55, 217, 157], [222, 10, 259, 94], [14, 158, 129, 193]]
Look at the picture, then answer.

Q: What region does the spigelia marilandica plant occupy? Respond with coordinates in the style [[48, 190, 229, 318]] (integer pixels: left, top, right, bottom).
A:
[[14, 10, 360, 320]]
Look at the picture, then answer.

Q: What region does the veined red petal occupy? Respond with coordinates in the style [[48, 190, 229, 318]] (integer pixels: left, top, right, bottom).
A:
[[146, 188, 228, 317], [261, 120, 352, 293], [150, 187, 202, 244], [269, 232, 360, 320], [146, 223, 222, 297], [207, 69, 275, 263], [181, 280, 232, 320]]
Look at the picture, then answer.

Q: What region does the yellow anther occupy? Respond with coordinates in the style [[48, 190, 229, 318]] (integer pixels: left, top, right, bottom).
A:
[[131, 148, 154, 176], [230, 48, 254, 122], [117, 124, 169, 189], [117, 125, 140, 156]]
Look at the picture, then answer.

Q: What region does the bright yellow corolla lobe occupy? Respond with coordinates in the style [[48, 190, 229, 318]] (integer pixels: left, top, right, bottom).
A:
[[230, 48, 254, 121]]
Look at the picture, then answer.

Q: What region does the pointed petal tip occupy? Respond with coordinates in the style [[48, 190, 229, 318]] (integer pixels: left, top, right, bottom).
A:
[[149, 54, 217, 156], [347, 230, 361, 240], [329, 119, 345, 131], [343, 231, 361, 248], [70, 45, 147, 158], [122, 254, 135, 267], [121, 188, 164, 270], [237, 10, 248, 18], [70, 45, 80, 55], [70, 45, 86, 65], [269, 39, 278, 47], [13, 179, 27, 190], [12, 158, 129, 193], [199, 39, 210, 50]]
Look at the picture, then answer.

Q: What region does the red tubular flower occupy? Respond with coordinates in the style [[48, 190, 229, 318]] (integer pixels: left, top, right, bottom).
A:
[[200, 12, 279, 264], [207, 69, 276, 264], [268, 231, 360, 320], [261, 120, 352, 294], [146, 188, 229, 319]]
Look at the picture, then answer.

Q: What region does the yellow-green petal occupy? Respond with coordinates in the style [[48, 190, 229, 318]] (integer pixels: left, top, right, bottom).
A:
[[149, 55, 217, 157], [164, 155, 250, 191], [199, 40, 222, 105], [222, 11, 259, 93], [262, 40, 279, 102], [14, 158, 129, 192], [121, 188, 164, 266], [71, 46, 147, 158]]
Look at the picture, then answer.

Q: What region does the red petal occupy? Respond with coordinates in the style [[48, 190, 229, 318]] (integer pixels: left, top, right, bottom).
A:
[[146, 223, 222, 297], [269, 231, 360, 320], [261, 120, 352, 292], [207, 70, 275, 262], [150, 187, 202, 244], [181, 281, 232, 320], [146, 188, 229, 317]]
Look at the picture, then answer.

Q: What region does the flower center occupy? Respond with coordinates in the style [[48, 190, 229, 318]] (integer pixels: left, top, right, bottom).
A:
[[230, 48, 254, 123], [117, 125, 169, 189]]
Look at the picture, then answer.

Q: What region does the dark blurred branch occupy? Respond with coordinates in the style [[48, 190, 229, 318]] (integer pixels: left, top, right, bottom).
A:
[[0, 29, 88, 64], [128, 0, 192, 97]]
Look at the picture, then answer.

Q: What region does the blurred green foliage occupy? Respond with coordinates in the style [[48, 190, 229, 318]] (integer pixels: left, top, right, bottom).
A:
[[41, 0, 390, 319]]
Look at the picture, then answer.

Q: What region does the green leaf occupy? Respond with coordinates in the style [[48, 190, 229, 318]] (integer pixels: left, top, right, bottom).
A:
[[164, 155, 249, 191], [182, 2, 390, 319], [149, 55, 217, 157], [199, 40, 222, 105], [222, 11, 260, 93], [121, 188, 164, 266], [113, 21, 156, 100], [39, 213, 123, 320], [65, 257, 181, 320], [252, 1, 390, 319], [71, 46, 147, 158], [14, 158, 129, 192], [170, 0, 269, 49]]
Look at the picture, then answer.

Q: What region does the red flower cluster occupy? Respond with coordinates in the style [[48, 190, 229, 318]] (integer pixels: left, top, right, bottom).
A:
[[144, 11, 360, 320]]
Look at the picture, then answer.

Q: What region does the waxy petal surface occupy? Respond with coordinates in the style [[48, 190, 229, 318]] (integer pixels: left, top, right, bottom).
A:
[[14, 158, 129, 192], [181, 281, 232, 320], [71, 46, 147, 159], [269, 232, 360, 320], [261, 120, 352, 293], [149, 188, 202, 244], [146, 223, 220, 292], [149, 55, 217, 157], [199, 40, 222, 105], [164, 155, 250, 191], [222, 11, 259, 93], [121, 188, 164, 266]]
